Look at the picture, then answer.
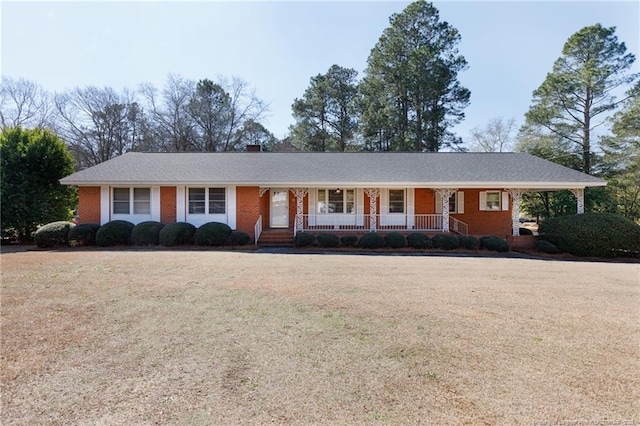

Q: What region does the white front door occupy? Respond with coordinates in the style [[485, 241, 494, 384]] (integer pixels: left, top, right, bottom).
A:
[[270, 189, 289, 228]]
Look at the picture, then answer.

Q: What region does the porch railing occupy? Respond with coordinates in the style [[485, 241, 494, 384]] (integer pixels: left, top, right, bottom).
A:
[[254, 215, 263, 245], [295, 214, 468, 235]]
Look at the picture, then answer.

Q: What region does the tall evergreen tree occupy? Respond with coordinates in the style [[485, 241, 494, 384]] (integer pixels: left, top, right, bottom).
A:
[[360, 0, 469, 152], [525, 24, 637, 175], [290, 65, 359, 152]]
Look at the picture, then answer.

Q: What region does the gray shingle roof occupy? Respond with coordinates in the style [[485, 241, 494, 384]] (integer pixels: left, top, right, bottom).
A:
[[60, 152, 606, 189]]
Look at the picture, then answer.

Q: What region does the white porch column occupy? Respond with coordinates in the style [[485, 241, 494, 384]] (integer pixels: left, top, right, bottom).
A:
[[289, 188, 308, 233], [364, 188, 380, 232], [435, 189, 455, 233], [506, 189, 526, 236], [570, 188, 585, 214]]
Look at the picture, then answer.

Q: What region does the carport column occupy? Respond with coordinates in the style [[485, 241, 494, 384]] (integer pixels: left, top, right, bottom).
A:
[[506, 189, 527, 236], [290, 188, 308, 234], [364, 188, 380, 232], [435, 189, 454, 233], [570, 188, 585, 214]]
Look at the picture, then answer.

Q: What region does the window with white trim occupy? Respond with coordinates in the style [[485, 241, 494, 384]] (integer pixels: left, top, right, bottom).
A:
[[388, 189, 405, 213], [435, 191, 464, 214], [112, 187, 150, 215], [480, 191, 502, 211], [317, 189, 355, 214], [188, 188, 226, 214]]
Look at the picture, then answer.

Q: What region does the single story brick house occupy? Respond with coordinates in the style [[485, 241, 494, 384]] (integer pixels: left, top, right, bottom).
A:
[[60, 151, 606, 244]]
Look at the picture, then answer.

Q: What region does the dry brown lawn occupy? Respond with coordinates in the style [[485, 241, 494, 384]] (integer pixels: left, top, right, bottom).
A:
[[1, 249, 639, 425]]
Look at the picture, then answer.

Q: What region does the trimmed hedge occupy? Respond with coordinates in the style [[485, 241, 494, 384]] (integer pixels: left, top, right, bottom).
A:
[[538, 213, 640, 257], [358, 232, 385, 249], [432, 234, 460, 250], [340, 235, 358, 247], [159, 222, 196, 247], [34, 221, 75, 248], [458, 235, 480, 250], [131, 221, 165, 245], [294, 232, 316, 248], [68, 223, 101, 247], [230, 231, 251, 246], [479, 236, 509, 252], [195, 222, 232, 246], [407, 233, 431, 249], [317, 233, 340, 248], [384, 232, 407, 249], [96, 220, 135, 246], [535, 240, 560, 254]]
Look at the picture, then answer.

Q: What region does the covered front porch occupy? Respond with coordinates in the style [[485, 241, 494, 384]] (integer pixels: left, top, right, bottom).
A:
[[252, 186, 588, 244]]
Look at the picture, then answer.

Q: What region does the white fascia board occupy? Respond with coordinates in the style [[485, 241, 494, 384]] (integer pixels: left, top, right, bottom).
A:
[[60, 180, 607, 189]]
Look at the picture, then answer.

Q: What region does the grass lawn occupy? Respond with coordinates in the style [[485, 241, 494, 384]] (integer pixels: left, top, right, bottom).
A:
[[1, 250, 638, 425]]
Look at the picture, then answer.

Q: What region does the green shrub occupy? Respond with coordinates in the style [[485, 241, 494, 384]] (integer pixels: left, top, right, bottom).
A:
[[384, 232, 407, 249], [519, 227, 534, 236], [432, 234, 459, 250], [535, 240, 560, 254], [340, 235, 358, 247], [159, 222, 196, 246], [294, 232, 316, 248], [317, 233, 340, 248], [407, 233, 432, 249], [358, 232, 386, 249], [34, 221, 75, 248], [195, 222, 232, 246], [131, 221, 165, 245], [539, 213, 640, 257], [479, 236, 509, 252], [458, 235, 480, 250], [230, 231, 251, 246], [68, 223, 101, 247], [95, 220, 135, 247]]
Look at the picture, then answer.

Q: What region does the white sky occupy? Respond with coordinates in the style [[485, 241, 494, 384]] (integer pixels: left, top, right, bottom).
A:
[[1, 1, 638, 144]]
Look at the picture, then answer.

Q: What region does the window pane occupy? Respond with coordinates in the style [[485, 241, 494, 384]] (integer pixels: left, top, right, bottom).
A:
[[389, 190, 404, 213], [486, 192, 500, 210], [133, 188, 151, 214], [317, 190, 327, 214], [345, 190, 355, 214], [449, 193, 456, 213], [209, 188, 225, 214], [328, 189, 343, 213], [113, 188, 129, 214], [189, 188, 206, 214]]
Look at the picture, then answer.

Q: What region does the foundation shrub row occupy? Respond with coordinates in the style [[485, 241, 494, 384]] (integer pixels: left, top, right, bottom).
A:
[[294, 232, 510, 252], [34, 220, 251, 248]]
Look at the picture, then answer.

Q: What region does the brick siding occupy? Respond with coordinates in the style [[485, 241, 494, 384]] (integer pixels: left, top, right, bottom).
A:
[[77, 186, 101, 224]]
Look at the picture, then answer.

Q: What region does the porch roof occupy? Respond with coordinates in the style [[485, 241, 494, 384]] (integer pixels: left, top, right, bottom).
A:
[[60, 152, 606, 189]]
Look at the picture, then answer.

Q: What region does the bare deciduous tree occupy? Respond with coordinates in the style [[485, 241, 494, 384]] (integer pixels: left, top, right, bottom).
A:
[[468, 117, 516, 152], [0, 77, 52, 128]]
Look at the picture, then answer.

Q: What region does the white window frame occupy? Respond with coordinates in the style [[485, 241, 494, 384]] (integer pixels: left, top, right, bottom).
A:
[[110, 187, 156, 224], [316, 188, 355, 215], [435, 191, 464, 214], [479, 191, 509, 211], [187, 187, 226, 215], [388, 189, 405, 214], [185, 186, 230, 227]]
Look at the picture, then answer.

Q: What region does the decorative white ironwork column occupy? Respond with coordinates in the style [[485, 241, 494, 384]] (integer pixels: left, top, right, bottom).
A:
[[364, 188, 380, 232], [570, 188, 585, 214], [506, 189, 527, 236], [289, 188, 308, 233], [258, 187, 270, 197], [435, 189, 455, 232]]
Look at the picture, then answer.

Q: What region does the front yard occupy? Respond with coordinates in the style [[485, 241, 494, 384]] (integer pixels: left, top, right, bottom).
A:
[[1, 250, 638, 424]]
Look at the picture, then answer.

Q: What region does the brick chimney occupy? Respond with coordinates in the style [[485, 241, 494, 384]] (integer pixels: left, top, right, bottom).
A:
[[246, 144, 261, 152]]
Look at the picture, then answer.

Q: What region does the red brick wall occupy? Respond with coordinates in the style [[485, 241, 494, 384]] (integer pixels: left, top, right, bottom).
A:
[[455, 189, 511, 237], [160, 187, 177, 224], [415, 188, 435, 214], [236, 186, 261, 240], [77, 186, 101, 224]]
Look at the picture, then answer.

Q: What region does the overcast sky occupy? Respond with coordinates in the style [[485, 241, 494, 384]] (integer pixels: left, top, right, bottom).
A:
[[1, 1, 638, 144]]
